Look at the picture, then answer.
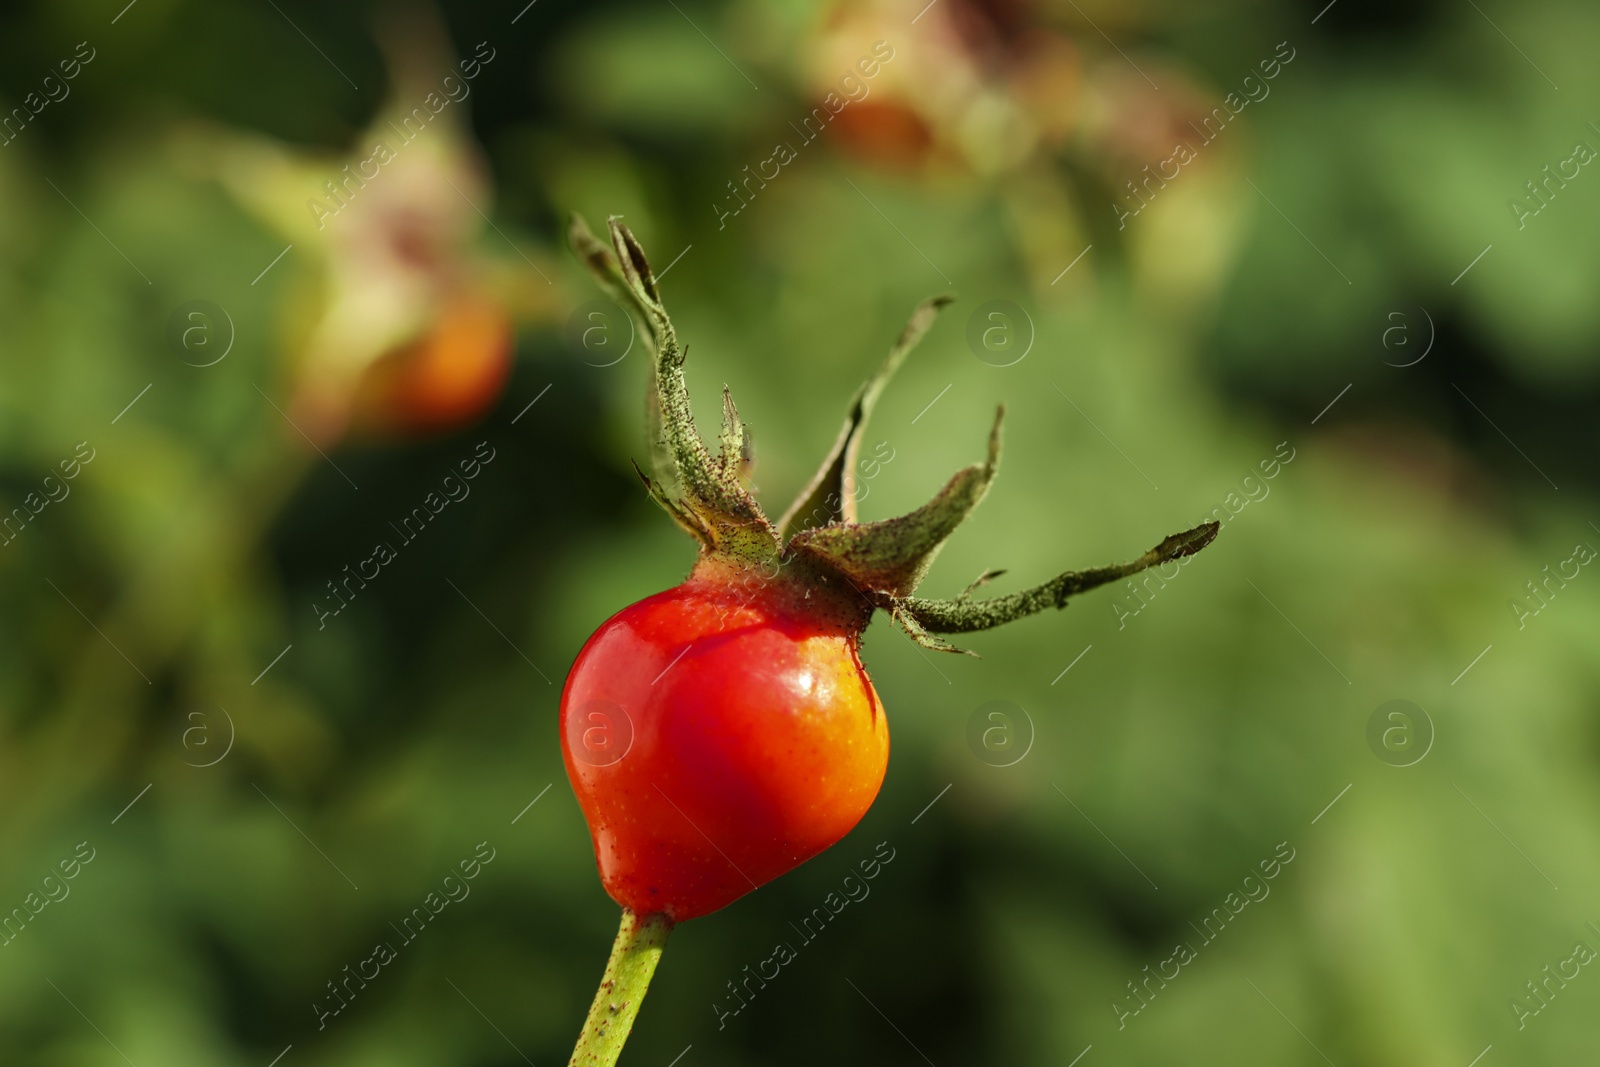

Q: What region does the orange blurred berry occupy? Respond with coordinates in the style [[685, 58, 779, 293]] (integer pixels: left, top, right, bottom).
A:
[[353, 293, 513, 436]]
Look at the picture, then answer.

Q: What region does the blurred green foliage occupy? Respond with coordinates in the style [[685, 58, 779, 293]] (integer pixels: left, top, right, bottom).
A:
[[2, 0, 1599, 1064]]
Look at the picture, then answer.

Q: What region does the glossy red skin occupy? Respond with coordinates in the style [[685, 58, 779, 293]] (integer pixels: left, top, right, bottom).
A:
[[561, 575, 887, 922]]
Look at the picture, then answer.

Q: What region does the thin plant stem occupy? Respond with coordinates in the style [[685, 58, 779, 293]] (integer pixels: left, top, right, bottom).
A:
[[568, 908, 673, 1066]]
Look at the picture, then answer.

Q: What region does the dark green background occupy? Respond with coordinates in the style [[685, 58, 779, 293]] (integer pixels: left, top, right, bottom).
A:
[[2, 0, 1598, 1063]]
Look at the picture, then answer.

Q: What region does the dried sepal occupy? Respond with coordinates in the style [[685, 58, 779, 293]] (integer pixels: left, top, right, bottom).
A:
[[569, 214, 676, 482], [568, 216, 1222, 636], [778, 295, 954, 539], [574, 215, 779, 563], [609, 217, 661, 308], [632, 460, 712, 545], [889, 601, 978, 656], [788, 407, 1002, 598], [567, 214, 631, 312], [718, 387, 754, 486], [888, 521, 1221, 642], [958, 569, 1007, 600], [568, 214, 666, 352]]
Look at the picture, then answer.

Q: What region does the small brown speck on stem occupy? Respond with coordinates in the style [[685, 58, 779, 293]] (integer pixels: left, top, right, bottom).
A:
[[567, 908, 672, 1067]]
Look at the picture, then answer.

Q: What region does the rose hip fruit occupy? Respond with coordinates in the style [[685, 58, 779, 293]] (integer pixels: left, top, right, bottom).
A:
[[562, 569, 886, 921], [557, 216, 1218, 1067]]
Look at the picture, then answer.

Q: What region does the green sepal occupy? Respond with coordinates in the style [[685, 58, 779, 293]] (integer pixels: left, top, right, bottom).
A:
[[886, 521, 1221, 649], [568, 214, 676, 485], [777, 295, 954, 539], [788, 407, 1002, 598], [718, 387, 754, 487], [571, 215, 779, 564], [958, 569, 1007, 599], [631, 460, 712, 543], [567, 214, 672, 352], [889, 601, 978, 656], [567, 215, 1224, 645]]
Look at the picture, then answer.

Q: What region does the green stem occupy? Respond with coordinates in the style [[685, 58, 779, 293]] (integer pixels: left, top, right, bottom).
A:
[[568, 909, 673, 1067]]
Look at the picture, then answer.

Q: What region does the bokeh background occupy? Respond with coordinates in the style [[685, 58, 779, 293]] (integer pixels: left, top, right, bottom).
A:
[[3, 0, 1599, 1063]]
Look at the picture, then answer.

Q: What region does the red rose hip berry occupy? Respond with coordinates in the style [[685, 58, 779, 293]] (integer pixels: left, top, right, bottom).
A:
[[561, 567, 887, 922], [556, 216, 1218, 1067]]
